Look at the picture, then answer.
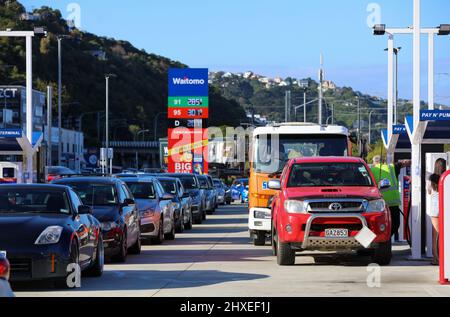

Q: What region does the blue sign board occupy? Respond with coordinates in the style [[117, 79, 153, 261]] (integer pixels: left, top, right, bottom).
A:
[[168, 68, 209, 97], [393, 125, 407, 134], [0, 128, 22, 138], [420, 110, 450, 121]]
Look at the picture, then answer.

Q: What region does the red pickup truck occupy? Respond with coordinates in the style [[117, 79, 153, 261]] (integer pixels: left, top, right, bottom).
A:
[[270, 157, 392, 266]]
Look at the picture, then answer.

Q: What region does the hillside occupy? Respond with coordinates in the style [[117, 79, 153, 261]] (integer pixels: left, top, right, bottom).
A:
[[0, 1, 247, 146], [210, 71, 424, 143]]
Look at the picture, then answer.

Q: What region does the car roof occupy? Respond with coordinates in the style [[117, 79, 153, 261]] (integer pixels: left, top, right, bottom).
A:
[[53, 176, 121, 184], [165, 173, 198, 178], [120, 177, 157, 183], [0, 184, 70, 191], [155, 176, 178, 182], [291, 156, 365, 164]]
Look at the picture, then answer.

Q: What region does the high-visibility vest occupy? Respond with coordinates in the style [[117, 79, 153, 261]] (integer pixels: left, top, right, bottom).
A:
[[371, 164, 401, 207]]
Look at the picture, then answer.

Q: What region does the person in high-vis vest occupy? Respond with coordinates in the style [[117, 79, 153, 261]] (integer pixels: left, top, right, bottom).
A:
[[371, 156, 411, 238]]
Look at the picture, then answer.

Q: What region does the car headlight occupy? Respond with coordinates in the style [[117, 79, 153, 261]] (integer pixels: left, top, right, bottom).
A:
[[254, 210, 271, 219], [35, 226, 63, 245], [284, 200, 308, 214], [366, 199, 386, 213], [100, 221, 118, 231]]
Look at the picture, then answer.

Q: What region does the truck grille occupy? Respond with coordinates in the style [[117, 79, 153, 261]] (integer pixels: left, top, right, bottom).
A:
[[307, 200, 366, 213]]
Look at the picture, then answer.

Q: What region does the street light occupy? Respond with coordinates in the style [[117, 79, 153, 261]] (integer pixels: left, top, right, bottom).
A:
[[135, 129, 149, 170], [384, 47, 402, 124], [105, 73, 117, 174], [57, 34, 71, 166]]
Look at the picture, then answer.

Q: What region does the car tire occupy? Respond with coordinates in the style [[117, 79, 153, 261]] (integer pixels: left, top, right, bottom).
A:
[[165, 222, 176, 240], [152, 219, 164, 244], [371, 240, 392, 266], [185, 211, 193, 230], [112, 231, 128, 263], [55, 239, 79, 289], [175, 213, 185, 233], [128, 229, 142, 255], [272, 226, 277, 256], [85, 236, 104, 277], [277, 239, 295, 266], [226, 201, 231, 205], [253, 231, 266, 246], [202, 209, 207, 221]]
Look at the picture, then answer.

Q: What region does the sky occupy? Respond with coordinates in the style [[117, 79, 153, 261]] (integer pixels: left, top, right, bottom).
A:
[[20, 0, 450, 105]]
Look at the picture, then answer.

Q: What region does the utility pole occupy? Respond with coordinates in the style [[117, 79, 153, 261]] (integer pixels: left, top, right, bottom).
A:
[[303, 91, 307, 123], [331, 103, 334, 125], [57, 37, 62, 166], [318, 54, 324, 125], [105, 74, 116, 174], [357, 97, 361, 155], [46, 86, 52, 167]]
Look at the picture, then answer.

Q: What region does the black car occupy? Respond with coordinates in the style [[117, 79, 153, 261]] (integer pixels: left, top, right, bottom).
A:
[[0, 184, 104, 287], [164, 174, 206, 224], [156, 176, 193, 232], [54, 177, 141, 263]]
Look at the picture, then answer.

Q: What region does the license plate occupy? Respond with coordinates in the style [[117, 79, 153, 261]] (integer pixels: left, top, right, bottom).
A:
[[325, 229, 349, 238], [0, 251, 6, 258]]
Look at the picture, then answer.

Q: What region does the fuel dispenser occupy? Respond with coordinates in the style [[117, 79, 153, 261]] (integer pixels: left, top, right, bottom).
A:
[[426, 154, 448, 258], [0, 162, 23, 184]]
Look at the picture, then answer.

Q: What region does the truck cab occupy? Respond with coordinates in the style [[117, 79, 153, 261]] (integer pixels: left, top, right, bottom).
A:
[[270, 157, 392, 266], [248, 123, 351, 246]]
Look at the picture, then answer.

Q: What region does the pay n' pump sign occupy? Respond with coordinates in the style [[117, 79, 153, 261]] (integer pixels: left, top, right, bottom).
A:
[[168, 68, 209, 97]]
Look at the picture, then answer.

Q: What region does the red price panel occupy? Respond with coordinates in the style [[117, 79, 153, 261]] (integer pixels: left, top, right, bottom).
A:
[[168, 107, 209, 119]]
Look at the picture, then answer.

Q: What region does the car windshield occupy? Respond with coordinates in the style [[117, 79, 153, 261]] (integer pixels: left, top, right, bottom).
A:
[[197, 177, 209, 189], [158, 180, 177, 195], [287, 163, 374, 187], [179, 176, 198, 190], [0, 189, 71, 214], [126, 182, 157, 199], [254, 134, 348, 174], [64, 183, 118, 206]]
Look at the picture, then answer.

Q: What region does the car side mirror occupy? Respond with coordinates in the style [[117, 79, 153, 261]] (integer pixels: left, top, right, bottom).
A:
[[78, 205, 93, 215], [379, 178, 391, 190], [268, 180, 281, 190], [162, 193, 174, 201], [122, 198, 135, 207]]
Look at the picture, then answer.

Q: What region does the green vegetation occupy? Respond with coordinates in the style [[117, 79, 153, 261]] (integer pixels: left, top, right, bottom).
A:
[[0, 1, 246, 146]]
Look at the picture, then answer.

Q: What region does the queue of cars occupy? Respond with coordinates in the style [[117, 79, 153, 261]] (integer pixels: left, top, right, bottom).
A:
[[0, 172, 235, 290]]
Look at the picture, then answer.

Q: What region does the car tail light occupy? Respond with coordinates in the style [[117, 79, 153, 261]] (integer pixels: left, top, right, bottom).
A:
[[0, 256, 10, 281]]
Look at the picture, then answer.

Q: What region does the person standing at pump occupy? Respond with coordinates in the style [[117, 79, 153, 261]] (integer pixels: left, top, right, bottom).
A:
[[371, 156, 411, 238], [427, 158, 447, 265]]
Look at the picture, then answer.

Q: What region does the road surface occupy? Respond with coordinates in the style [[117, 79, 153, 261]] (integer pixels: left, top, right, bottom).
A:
[[13, 204, 450, 297]]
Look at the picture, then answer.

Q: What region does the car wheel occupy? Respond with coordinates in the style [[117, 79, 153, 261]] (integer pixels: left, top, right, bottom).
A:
[[185, 211, 193, 230], [272, 225, 277, 256], [175, 212, 185, 233], [277, 238, 295, 266], [55, 239, 79, 288], [112, 231, 128, 263], [165, 221, 176, 240], [226, 201, 231, 205], [152, 218, 164, 244], [129, 228, 142, 255], [202, 209, 206, 220], [371, 240, 392, 266], [253, 231, 266, 246], [85, 235, 104, 277]]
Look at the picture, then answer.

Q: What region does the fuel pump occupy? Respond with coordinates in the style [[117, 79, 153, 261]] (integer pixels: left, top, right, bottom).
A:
[[0, 162, 23, 184]]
